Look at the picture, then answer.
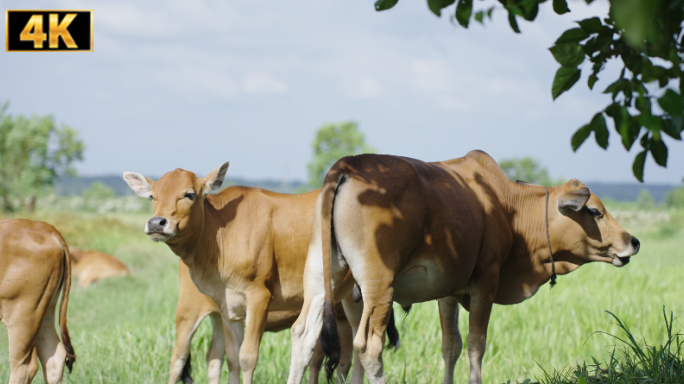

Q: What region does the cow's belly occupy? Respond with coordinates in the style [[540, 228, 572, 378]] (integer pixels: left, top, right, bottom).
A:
[[393, 260, 468, 306]]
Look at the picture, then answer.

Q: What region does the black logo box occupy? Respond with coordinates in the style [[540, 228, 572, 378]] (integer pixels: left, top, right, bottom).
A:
[[6, 10, 93, 51]]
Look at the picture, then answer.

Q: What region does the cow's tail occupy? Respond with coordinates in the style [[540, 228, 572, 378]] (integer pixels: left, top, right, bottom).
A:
[[320, 169, 346, 383], [180, 352, 193, 384], [54, 233, 76, 372]]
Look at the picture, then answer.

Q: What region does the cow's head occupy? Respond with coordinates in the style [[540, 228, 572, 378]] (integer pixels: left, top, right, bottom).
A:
[[123, 161, 229, 243], [552, 179, 639, 268]]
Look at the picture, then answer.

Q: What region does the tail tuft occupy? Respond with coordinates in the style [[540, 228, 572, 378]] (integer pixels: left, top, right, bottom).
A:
[[320, 300, 341, 383], [180, 352, 193, 384], [386, 308, 401, 350]]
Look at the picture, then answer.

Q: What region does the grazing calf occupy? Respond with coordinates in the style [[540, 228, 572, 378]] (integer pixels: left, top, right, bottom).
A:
[[124, 163, 360, 384], [287, 151, 640, 384], [169, 261, 340, 384], [70, 247, 130, 288], [0, 219, 76, 384]]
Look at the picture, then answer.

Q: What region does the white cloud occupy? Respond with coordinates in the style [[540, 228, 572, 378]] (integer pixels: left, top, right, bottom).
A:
[[341, 76, 386, 99], [242, 73, 289, 95]]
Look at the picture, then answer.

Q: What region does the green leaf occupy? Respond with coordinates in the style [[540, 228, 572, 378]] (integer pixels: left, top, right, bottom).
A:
[[590, 113, 609, 149], [552, 66, 581, 100], [603, 78, 630, 101], [650, 137, 668, 166], [508, 11, 520, 33], [658, 89, 684, 117], [553, 0, 570, 15], [632, 151, 647, 182], [606, 104, 640, 150], [375, 0, 399, 11], [661, 119, 682, 140], [428, 0, 455, 16], [474, 10, 484, 24], [455, 0, 473, 27], [588, 74, 598, 90], [519, 0, 539, 21], [638, 113, 663, 133], [549, 43, 585, 67], [555, 28, 590, 44], [572, 124, 592, 151], [577, 377, 588, 384], [578, 17, 602, 33]]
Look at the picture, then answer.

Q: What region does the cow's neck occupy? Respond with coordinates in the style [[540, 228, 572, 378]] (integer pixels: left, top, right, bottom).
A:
[[495, 185, 578, 304], [165, 199, 220, 281]]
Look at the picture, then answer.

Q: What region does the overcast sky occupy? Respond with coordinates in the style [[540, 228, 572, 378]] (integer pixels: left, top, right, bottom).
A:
[[1, 0, 682, 184]]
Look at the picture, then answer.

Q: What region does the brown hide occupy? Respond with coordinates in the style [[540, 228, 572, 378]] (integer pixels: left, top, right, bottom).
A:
[[70, 248, 129, 288], [0, 219, 76, 384], [124, 165, 357, 384], [290, 150, 639, 384]]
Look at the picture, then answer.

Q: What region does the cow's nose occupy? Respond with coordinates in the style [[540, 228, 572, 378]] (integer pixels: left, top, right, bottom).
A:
[[631, 237, 640, 252], [147, 216, 167, 232]]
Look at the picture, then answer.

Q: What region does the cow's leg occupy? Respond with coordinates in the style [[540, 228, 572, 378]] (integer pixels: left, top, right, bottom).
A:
[[6, 318, 41, 384], [206, 312, 226, 384], [35, 305, 67, 384], [28, 349, 40, 382], [466, 272, 498, 384], [239, 288, 271, 384], [438, 296, 462, 384], [169, 310, 209, 384], [341, 296, 365, 384], [223, 320, 244, 384], [351, 292, 392, 384], [288, 247, 350, 384], [336, 316, 354, 380], [308, 340, 324, 384]]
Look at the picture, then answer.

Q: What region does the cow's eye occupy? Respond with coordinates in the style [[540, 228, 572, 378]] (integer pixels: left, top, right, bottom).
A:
[[587, 207, 602, 218], [148, 195, 154, 201], [184, 192, 196, 201]]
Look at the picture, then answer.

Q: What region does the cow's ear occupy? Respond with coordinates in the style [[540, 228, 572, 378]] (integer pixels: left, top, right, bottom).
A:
[[123, 172, 155, 198], [557, 187, 591, 212], [204, 161, 230, 194]]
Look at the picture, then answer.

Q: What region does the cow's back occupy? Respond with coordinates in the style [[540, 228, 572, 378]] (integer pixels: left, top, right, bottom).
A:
[[329, 154, 490, 305]]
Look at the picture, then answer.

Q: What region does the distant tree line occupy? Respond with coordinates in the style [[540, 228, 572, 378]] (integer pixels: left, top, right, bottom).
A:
[[0, 102, 84, 212]]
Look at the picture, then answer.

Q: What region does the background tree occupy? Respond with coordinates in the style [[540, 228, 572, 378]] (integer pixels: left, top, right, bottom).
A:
[[374, 0, 684, 182], [0, 103, 85, 212], [306, 121, 376, 189], [666, 183, 684, 208], [499, 156, 562, 186]]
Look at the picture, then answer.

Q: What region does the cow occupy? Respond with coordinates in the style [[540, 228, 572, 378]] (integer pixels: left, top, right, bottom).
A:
[[123, 163, 361, 384], [0, 219, 76, 384], [70, 247, 130, 288], [169, 260, 339, 384], [286, 150, 640, 384]]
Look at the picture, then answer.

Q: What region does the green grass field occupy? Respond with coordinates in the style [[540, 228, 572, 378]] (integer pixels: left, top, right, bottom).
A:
[[0, 207, 683, 383]]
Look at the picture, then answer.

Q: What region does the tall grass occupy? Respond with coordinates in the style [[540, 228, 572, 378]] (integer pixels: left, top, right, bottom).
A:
[[0, 208, 682, 383]]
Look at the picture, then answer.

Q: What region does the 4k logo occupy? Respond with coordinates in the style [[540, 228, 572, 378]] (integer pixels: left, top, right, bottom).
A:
[[6, 10, 93, 52]]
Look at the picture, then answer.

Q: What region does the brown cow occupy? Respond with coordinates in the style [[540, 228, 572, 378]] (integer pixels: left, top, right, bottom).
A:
[[287, 151, 640, 384], [169, 261, 336, 384], [123, 163, 360, 384], [70, 247, 130, 288], [0, 219, 76, 384]]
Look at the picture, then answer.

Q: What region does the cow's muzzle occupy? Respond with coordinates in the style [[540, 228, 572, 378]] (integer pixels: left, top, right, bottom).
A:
[[612, 236, 640, 267], [145, 216, 175, 242]]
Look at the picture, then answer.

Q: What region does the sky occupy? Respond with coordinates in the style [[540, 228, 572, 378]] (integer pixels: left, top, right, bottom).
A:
[[1, 0, 682, 184]]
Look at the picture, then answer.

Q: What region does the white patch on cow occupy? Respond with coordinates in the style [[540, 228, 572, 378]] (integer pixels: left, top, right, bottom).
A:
[[123, 172, 153, 198], [287, 293, 325, 384]]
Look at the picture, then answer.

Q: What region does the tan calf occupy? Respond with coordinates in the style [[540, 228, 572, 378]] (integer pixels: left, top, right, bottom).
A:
[[169, 261, 341, 384], [0, 219, 76, 384], [124, 163, 359, 384], [70, 247, 130, 288], [287, 151, 640, 384]]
